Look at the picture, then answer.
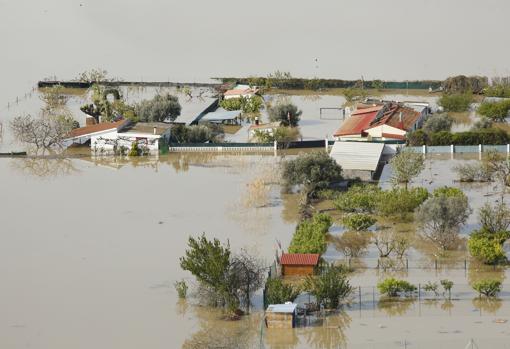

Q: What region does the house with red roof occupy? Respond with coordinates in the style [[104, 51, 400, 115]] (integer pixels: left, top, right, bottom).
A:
[[224, 84, 260, 100], [333, 102, 427, 142], [280, 253, 320, 276]]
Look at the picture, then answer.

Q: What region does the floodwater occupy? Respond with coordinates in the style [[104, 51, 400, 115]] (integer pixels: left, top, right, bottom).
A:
[[0, 153, 297, 349]]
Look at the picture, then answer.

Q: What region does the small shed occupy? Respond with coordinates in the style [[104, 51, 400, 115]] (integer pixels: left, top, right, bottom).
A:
[[280, 253, 320, 276], [329, 141, 385, 180], [265, 302, 297, 328]]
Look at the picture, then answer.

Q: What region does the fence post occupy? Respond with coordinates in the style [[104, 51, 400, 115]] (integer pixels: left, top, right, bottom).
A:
[[406, 258, 409, 270], [507, 144, 510, 154], [422, 145, 427, 154], [273, 141, 277, 151], [464, 259, 467, 270], [450, 144, 454, 154], [435, 259, 438, 270], [418, 284, 421, 301], [325, 138, 328, 151], [358, 286, 362, 305], [479, 144, 482, 154]]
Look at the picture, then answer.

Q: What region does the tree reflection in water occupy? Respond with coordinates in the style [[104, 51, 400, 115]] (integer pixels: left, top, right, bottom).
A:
[[377, 298, 416, 317], [472, 297, 503, 315], [302, 309, 351, 349], [182, 308, 260, 349], [10, 157, 78, 178]]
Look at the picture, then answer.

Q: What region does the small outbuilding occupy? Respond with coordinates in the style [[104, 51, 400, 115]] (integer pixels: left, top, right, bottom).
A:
[[280, 253, 320, 277], [265, 302, 297, 328]]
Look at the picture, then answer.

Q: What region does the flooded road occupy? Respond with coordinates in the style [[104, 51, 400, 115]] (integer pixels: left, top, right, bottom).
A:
[[0, 154, 296, 349]]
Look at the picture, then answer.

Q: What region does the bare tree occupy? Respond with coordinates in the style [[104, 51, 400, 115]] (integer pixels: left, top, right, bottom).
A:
[[10, 113, 76, 151], [229, 250, 266, 314]]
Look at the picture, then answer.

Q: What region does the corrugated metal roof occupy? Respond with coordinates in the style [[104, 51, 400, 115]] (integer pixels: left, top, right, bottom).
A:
[[201, 109, 241, 122], [330, 141, 385, 172], [266, 303, 297, 313], [280, 253, 320, 266]]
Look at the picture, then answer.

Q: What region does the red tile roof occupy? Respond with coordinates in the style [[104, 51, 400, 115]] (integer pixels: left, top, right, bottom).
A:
[[224, 88, 258, 96], [280, 253, 320, 266], [68, 119, 129, 138], [369, 103, 421, 131], [333, 107, 382, 137]]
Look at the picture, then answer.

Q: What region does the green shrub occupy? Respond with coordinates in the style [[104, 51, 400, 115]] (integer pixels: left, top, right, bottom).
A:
[[342, 213, 376, 231], [304, 264, 352, 309], [265, 278, 300, 305], [440, 279, 454, 299], [423, 281, 439, 296], [334, 184, 381, 213], [478, 100, 510, 121], [438, 93, 473, 112], [468, 234, 506, 265], [375, 187, 429, 217], [424, 129, 510, 146], [174, 280, 188, 299], [472, 279, 502, 297], [484, 85, 510, 98], [377, 278, 417, 297], [423, 114, 453, 133], [288, 213, 332, 254], [407, 129, 429, 146], [343, 88, 367, 102], [433, 186, 466, 198], [220, 96, 264, 113]]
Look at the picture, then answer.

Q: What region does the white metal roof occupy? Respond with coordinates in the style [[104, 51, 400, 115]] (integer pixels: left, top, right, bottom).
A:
[[330, 141, 385, 172], [201, 109, 241, 122], [266, 303, 297, 313]]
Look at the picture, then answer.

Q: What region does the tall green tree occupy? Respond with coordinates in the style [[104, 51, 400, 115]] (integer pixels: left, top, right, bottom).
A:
[[282, 151, 343, 197], [304, 265, 352, 309], [389, 149, 425, 189], [136, 93, 181, 122], [268, 102, 302, 127]]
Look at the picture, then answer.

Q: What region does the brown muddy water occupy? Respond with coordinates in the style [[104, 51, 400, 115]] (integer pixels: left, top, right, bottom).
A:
[[0, 153, 298, 349]]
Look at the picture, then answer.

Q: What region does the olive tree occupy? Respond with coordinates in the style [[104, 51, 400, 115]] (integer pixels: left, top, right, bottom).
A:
[[423, 114, 453, 133], [282, 151, 343, 197], [415, 192, 472, 250], [268, 102, 302, 127], [389, 148, 425, 189], [136, 93, 181, 122]]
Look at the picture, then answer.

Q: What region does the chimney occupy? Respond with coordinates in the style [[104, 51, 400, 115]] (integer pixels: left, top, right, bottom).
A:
[[86, 116, 96, 126], [153, 127, 157, 135]]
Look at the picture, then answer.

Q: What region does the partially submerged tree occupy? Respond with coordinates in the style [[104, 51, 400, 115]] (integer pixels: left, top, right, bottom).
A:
[[333, 230, 372, 258], [268, 102, 302, 127], [468, 201, 510, 264], [422, 113, 453, 133], [282, 151, 343, 198], [252, 127, 300, 143], [303, 264, 352, 309], [180, 234, 265, 314], [438, 93, 473, 112], [389, 148, 425, 189], [415, 190, 471, 250], [264, 278, 301, 305], [136, 93, 181, 122], [10, 113, 76, 151]]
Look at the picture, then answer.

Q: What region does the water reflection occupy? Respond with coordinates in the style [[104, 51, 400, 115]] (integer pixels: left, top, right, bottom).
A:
[[302, 310, 351, 349], [377, 298, 416, 317], [182, 309, 260, 349], [10, 157, 79, 178], [472, 297, 503, 315]]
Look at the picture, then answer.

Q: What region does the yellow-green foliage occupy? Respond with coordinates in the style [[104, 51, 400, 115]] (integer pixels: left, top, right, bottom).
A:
[[288, 213, 332, 254]]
